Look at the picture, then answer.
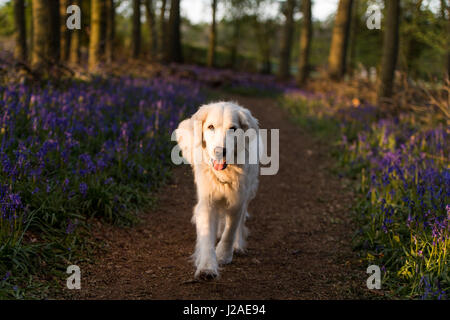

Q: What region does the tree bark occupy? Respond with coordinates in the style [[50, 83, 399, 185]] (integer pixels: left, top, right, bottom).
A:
[[145, 0, 157, 59], [207, 0, 217, 67], [69, 0, 81, 64], [297, 0, 312, 86], [88, 0, 102, 71], [105, 0, 115, 63], [277, 0, 295, 79], [132, 0, 141, 58], [159, 0, 167, 60], [99, 0, 107, 56], [60, 0, 71, 61], [377, 0, 400, 101], [31, 0, 50, 70], [48, 0, 61, 63], [13, 0, 27, 62], [441, 0, 449, 80], [328, 0, 353, 80], [165, 0, 183, 63], [229, 19, 240, 69], [348, 0, 359, 76]]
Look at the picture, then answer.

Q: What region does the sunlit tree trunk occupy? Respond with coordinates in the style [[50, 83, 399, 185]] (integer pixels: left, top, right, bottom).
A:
[[13, 0, 27, 61], [145, 0, 157, 59], [297, 0, 312, 86], [88, 0, 102, 71], [69, 0, 81, 64], [165, 0, 183, 63], [207, 0, 217, 67], [31, 0, 50, 70], [159, 0, 167, 60], [105, 0, 115, 63], [328, 0, 353, 80], [132, 0, 141, 58], [278, 0, 295, 79], [378, 0, 400, 102]]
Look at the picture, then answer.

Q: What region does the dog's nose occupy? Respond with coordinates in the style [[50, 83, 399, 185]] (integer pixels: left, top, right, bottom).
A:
[[214, 147, 226, 158]]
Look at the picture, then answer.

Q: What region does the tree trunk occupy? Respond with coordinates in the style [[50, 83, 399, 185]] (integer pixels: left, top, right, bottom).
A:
[[229, 19, 240, 69], [348, 0, 359, 76], [132, 0, 141, 58], [145, 0, 157, 59], [13, 0, 27, 61], [69, 0, 81, 64], [99, 0, 107, 56], [277, 0, 295, 79], [31, 0, 50, 70], [88, 0, 102, 71], [377, 0, 400, 102], [159, 0, 167, 60], [60, 0, 71, 61], [447, 3, 450, 81], [328, 0, 353, 80], [207, 0, 217, 67], [297, 0, 312, 86], [48, 0, 61, 63], [105, 0, 115, 63], [165, 0, 182, 63], [441, 0, 449, 80]]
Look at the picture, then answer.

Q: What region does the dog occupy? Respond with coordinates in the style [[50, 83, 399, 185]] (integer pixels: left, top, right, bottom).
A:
[[175, 101, 260, 279]]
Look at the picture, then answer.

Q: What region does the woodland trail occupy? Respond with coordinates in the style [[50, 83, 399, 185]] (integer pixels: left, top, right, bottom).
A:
[[62, 92, 371, 299]]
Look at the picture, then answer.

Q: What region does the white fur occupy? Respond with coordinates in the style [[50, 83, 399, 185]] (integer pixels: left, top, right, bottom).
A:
[[175, 102, 259, 279]]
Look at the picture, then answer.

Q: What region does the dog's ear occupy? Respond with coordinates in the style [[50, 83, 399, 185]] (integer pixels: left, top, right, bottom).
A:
[[238, 107, 259, 131], [175, 105, 210, 164]]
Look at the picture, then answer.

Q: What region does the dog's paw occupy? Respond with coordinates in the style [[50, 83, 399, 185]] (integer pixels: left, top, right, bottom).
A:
[[233, 245, 247, 255], [195, 258, 219, 280], [216, 246, 233, 265], [195, 269, 219, 280]]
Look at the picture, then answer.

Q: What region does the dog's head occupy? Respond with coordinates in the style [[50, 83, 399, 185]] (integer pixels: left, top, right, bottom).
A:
[[175, 102, 259, 170]]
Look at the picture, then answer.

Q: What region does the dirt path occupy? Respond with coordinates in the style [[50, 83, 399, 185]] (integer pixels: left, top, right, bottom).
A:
[[62, 93, 370, 299]]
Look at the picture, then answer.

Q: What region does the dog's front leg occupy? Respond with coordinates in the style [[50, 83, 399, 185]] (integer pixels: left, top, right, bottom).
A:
[[193, 200, 219, 279], [216, 207, 243, 265]]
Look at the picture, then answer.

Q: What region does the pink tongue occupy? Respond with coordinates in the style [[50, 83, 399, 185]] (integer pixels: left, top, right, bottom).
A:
[[213, 159, 227, 171]]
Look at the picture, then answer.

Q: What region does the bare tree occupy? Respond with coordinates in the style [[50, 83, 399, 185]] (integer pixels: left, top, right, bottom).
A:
[[441, 0, 449, 80], [132, 0, 142, 58], [297, 0, 312, 86], [328, 0, 353, 80], [207, 0, 218, 67], [13, 0, 27, 61], [105, 0, 116, 63], [145, 0, 158, 59], [69, 0, 81, 64], [165, 0, 183, 63], [278, 0, 296, 79], [159, 0, 167, 60], [49, 0, 61, 63], [378, 0, 400, 102], [88, 0, 102, 71], [60, 0, 71, 61], [31, 0, 50, 70]]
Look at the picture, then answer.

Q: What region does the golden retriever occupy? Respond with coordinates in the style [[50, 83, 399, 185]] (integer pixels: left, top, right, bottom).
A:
[[175, 101, 260, 279]]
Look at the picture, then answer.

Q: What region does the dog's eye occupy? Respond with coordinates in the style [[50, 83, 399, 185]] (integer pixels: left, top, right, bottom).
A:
[[208, 125, 214, 130]]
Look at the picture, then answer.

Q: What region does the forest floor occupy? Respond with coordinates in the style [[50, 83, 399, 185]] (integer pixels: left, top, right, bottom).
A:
[[60, 92, 375, 299]]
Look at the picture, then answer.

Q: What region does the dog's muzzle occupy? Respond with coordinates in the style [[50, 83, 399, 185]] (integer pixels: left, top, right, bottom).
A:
[[212, 147, 227, 170]]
